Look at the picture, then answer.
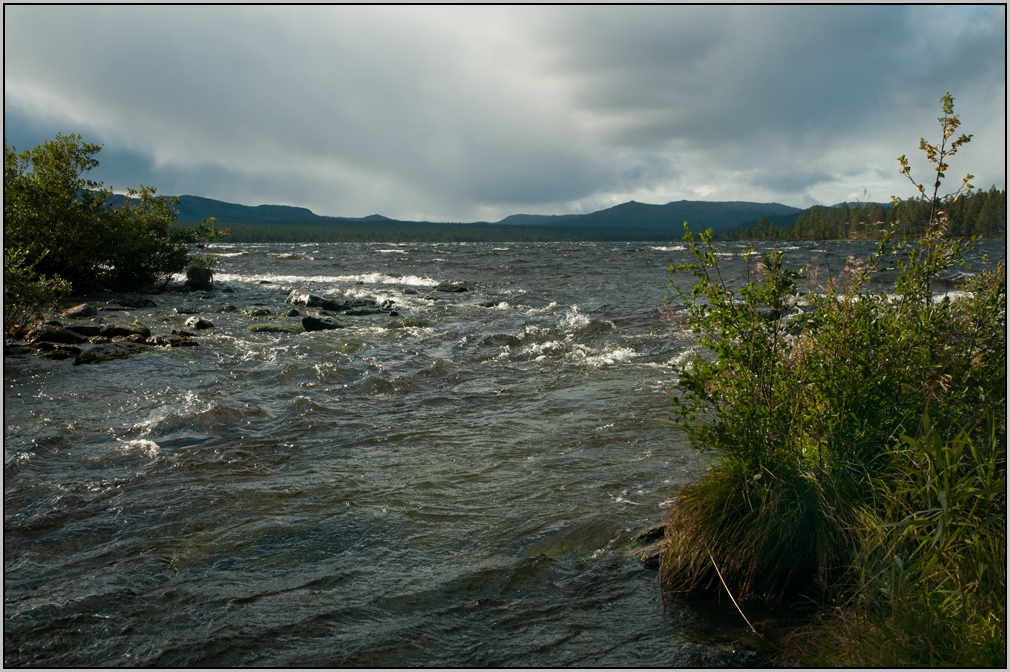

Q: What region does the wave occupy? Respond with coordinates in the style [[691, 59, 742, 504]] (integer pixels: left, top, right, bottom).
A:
[[213, 272, 439, 287]]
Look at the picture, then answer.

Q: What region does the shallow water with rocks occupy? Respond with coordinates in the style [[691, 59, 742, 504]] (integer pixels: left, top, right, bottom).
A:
[[5, 239, 1002, 666]]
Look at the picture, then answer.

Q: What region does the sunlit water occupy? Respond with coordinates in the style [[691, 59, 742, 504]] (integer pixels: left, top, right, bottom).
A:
[[5, 240, 1002, 666]]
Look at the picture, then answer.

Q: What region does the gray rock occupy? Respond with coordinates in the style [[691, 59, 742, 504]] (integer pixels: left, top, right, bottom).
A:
[[100, 322, 152, 339], [65, 324, 103, 338], [286, 290, 377, 312], [112, 334, 148, 344], [246, 307, 272, 317], [35, 342, 83, 359], [434, 282, 468, 293], [74, 342, 152, 365], [149, 334, 199, 347], [31, 325, 88, 345], [62, 303, 98, 318], [175, 306, 201, 315], [184, 317, 214, 330]]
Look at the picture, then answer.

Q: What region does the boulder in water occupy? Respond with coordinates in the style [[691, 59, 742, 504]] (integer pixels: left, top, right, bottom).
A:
[[100, 322, 152, 339], [61, 303, 98, 318], [65, 324, 102, 338], [35, 342, 82, 359], [74, 342, 151, 365], [434, 282, 468, 293], [301, 316, 342, 331], [286, 290, 377, 312], [149, 334, 199, 347], [185, 265, 214, 290], [184, 317, 214, 330], [30, 324, 88, 345]]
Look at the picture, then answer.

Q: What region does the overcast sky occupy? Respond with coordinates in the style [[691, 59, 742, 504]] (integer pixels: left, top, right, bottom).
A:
[[5, 6, 1006, 222]]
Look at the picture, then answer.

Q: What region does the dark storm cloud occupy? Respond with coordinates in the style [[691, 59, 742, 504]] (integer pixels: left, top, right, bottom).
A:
[[4, 6, 1004, 220]]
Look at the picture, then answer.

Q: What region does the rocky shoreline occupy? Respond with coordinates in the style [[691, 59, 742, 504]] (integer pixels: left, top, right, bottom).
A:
[[3, 279, 482, 366]]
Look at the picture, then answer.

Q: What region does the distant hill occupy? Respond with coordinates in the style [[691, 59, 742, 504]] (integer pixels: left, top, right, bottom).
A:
[[497, 200, 801, 232], [159, 194, 801, 233]]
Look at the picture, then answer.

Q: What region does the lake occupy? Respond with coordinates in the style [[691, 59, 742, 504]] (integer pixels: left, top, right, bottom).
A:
[[5, 239, 1002, 666]]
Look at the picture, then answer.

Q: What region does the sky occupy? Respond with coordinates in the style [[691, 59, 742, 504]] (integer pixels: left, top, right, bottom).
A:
[[4, 5, 1006, 222]]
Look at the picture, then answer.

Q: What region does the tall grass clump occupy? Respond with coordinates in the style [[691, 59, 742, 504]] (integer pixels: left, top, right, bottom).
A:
[[660, 94, 1005, 665]]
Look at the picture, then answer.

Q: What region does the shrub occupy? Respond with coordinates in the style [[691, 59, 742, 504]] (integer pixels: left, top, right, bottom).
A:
[[4, 134, 227, 293], [4, 134, 228, 335], [660, 94, 1005, 664], [3, 245, 71, 338]]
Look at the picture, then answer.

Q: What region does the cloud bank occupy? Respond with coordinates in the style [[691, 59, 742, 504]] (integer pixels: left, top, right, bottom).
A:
[[4, 6, 1005, 221]]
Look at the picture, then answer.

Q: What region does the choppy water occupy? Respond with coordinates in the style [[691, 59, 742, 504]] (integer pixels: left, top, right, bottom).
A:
[[5, 239, 1003, 666]]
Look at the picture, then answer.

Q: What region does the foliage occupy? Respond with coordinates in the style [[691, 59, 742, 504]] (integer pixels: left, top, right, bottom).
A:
[[3, 245, 71, 337], [725, 187, 1005, 241], [4, 134, 227, 336], [4, 134, 227, 293], [660, 94, 1006, 665]]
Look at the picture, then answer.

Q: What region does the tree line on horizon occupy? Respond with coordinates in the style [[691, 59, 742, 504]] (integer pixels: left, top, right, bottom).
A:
[[725, 186, 1005, 241]]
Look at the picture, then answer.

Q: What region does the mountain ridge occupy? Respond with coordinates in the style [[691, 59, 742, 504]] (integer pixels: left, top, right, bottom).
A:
[[166, 195, 804, 232]]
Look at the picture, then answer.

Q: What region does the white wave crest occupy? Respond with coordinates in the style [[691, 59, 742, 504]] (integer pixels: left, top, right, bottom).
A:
[[213, 272, 439, 287], [117, 439, 160, 457]]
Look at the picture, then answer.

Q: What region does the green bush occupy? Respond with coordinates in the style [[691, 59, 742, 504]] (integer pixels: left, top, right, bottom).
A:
[[4, 134, 227, 293], [661, 94, 1005, 664], [4, 134, 228, 335], [3, 245, 71, 337]]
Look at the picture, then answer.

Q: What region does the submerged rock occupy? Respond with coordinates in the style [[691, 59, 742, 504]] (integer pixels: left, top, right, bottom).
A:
[[114, 295, 157, 308], [248, 322, 303, 334], [245, 307, 272, 317], [35, 342, 83, 359]]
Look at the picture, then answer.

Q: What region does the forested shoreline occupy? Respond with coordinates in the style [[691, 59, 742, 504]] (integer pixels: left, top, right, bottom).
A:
[[173, 187, 1006, 244], [725, 187, 1005, 241]]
